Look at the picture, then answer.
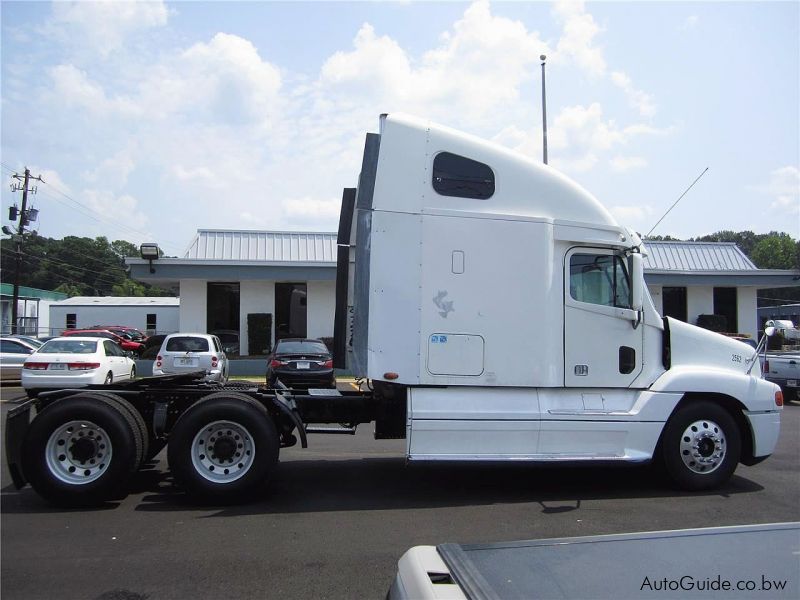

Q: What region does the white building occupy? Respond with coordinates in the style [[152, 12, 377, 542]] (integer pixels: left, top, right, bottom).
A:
[[49, 296, 180, 336], [127, 230, 799, 354], [128, 230, 336, 355]]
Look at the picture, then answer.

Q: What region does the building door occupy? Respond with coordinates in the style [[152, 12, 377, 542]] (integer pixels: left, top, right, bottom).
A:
[[206, 282, 240, 336], [275, 283, 307, 340], [713, 287, 738, 333], [662, 287, 688, 322]]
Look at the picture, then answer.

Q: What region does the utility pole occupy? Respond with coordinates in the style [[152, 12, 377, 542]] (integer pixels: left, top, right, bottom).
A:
[[8, 168, 43, 334], [540, 54, 548, 165]]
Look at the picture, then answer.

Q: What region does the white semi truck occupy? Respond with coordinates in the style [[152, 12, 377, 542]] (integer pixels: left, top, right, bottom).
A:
[[5, 114, 783, 506]]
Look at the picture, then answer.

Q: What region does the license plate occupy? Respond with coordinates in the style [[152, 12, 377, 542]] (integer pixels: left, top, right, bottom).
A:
[[176, 358, 198, 367], [50, 363, 67, 370], [788, 380, 797, 388], [296, 361, 310, 370]]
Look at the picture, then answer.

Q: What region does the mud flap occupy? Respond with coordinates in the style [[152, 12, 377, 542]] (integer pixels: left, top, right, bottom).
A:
[[5, 399, 36, 489]]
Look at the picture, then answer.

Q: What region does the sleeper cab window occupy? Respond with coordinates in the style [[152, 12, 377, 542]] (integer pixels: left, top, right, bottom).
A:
[[432, 152, 495, 199]]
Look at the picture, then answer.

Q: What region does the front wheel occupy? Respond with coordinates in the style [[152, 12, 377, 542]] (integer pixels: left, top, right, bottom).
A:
[[661, 401, 741, 490], [168, 392, 279, 502]]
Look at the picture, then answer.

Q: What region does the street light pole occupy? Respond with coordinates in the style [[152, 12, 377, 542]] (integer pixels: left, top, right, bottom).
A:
[[540, 54, 548, 165]]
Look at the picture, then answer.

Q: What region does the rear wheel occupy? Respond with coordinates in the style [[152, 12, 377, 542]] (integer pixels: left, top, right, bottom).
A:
[[104, 372, 113, 385], [168, 392, 279, 502], [130, 365, 136, 380], [76, 391, 148, 470], [21, 395, 140, 506], [661, 401, 741, 490]]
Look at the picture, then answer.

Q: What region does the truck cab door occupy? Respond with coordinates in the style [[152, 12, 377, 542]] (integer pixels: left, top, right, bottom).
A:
[[564, 248, 644, 387]]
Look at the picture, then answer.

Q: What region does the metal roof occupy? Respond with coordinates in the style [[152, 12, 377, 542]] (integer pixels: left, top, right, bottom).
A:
[[183, 230, 337, 263], [52, 296, 180, 306], [643, 241, 757, 272]]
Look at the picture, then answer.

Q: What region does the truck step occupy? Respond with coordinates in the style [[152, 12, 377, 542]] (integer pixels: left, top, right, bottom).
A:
[[304, 425, 357, 435]]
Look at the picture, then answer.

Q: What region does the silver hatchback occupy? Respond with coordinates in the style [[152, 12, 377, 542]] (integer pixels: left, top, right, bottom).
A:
[[152, 333, 229, 382]]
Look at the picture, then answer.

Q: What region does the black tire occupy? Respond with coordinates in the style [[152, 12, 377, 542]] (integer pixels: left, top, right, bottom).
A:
[[104, 372, 113, 385], [77, 391, 149, 470], [168, 392, 279, 502], [661, 401, 741, 490], [130, 365, 136, 380], [21, 395, 141, 506]]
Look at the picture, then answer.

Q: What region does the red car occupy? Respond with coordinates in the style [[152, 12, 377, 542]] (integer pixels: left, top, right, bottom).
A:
[[61, 329, 145, 355]]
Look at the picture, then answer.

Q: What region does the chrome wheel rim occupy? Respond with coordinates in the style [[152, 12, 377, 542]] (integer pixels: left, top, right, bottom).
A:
[[45, 420, 113, 484], [679, 419, 726, 474], [191, 420, 255, 483]]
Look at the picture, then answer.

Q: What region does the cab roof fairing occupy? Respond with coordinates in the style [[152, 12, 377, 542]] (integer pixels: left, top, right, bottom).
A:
[[377, 113, 621, 231]]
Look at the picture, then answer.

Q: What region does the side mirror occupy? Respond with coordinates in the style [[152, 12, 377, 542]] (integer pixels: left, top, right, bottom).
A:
[[630, 253, 644, 311], [765, 326, 776, 338]]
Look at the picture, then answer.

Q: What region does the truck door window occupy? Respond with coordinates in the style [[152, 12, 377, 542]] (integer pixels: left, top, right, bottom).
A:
[[569, 253, 631, 308], [432, 152, 495, 199]]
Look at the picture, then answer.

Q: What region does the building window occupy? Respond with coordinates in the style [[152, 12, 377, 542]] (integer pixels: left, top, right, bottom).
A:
[[146, 313, 157, 333], [66, 313, 77, 329], [569, 253, 631, 308], [432, 152, 495, 199], [662, 287, 688, 322], [713, 287, 738, 333], [275, 283, 307, 340], [207, 282, 240, 336]]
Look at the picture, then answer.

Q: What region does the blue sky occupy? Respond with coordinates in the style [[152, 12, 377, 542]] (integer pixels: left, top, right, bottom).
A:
[[2, 1, 798, 257]]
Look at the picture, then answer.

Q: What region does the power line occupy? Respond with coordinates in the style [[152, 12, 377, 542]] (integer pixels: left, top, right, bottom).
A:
[[2, 162, 184, 255], [18, 252, 127, 288]]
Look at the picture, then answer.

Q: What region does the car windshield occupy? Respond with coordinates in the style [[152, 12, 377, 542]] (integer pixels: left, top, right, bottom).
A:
[[276, 340, 328, 354], [166, 337, 210, 352], [40, 340, 98, 354]]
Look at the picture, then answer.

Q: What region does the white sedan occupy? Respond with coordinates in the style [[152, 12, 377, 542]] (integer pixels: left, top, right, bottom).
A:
[[22, 337, 136, 397]]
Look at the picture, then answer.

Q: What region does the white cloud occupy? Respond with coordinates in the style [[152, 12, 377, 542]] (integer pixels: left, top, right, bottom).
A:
[[610, 156, 648, 172], [751, 166, 800, 217], [84, 151, 136, 188], [552, 0, 606, 76], [682, 15, 699, 30], [49, 64, 142, 118], [492, 103, 667, 174], [611, 71, 657, 117], [20, 0, 678, 245], [609, 204, 655, 225], [318, 1, 548, 122], [46, 0, 169, 57], [82, 189, 149, 232]]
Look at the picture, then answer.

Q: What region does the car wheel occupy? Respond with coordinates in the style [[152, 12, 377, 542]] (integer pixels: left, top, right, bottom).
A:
[[661, 401, 741, 491], [21, 394, 141, 506], [130, 365, 136, 380], [104, 372, 113, 385], [168, 392, 279, 502]]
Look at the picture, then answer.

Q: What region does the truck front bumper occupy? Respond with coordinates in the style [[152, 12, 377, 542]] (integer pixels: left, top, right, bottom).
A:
[[744, 410, 781, 458]]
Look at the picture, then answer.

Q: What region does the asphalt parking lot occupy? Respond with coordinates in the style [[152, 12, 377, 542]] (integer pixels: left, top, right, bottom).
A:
[[2, 385, 798, 600]]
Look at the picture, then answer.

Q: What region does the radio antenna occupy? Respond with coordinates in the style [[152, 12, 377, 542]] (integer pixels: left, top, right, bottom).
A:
[[646, 167, 709, 238]]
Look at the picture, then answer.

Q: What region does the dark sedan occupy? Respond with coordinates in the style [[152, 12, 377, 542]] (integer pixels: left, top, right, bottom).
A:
[[266, 338, 335, 389]]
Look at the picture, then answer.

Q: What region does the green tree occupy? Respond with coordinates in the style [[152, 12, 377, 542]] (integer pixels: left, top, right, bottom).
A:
[[751, 234, 798, 269], [54, 283, 83, 297], [112, 279, 146, 297], [111, 240, 140, 258]]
